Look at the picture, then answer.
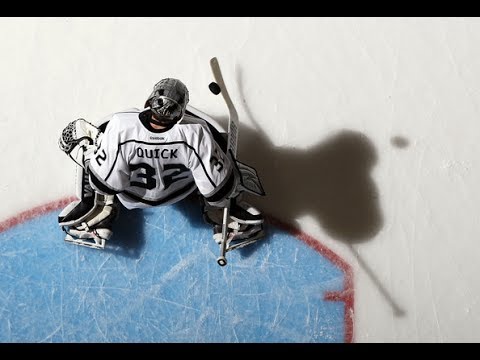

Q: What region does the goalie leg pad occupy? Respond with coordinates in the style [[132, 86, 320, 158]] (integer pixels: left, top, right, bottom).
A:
[[202, 197, 264, 227], [59, 193, 118, 249], [58, 197, 95, 227], [229, 198, 264, 225], [203, 196, 264, 246]]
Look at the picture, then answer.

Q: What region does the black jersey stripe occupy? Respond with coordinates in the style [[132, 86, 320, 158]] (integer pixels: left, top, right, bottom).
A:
[[89, 168, 121, 195], [185, 109, 201, 119], [98, 121, 110, 133], [184, 110, 227, 152], [205, 122, 228, 152], [122, 182, 197, 206]]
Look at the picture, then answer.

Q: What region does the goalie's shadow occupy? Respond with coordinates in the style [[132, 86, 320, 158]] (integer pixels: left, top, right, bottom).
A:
[[231, 67, 384, 245], [106, 205, 146, 259], [238, 126, 383, 245]]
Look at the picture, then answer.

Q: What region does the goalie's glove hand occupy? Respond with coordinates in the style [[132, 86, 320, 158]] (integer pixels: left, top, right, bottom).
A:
[[59, 118, 102, 170], [58, 118, 101, 155]]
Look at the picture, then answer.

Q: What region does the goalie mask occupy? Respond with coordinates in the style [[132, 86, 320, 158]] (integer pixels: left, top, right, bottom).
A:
[[145, 78, 189, 126]]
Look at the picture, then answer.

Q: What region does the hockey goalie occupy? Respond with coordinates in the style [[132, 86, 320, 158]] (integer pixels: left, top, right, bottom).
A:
[[57, 78, 266, 256]]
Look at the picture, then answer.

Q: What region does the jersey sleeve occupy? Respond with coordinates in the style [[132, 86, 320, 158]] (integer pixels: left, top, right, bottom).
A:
[[87, 116, 130, 195], [189, 126, 237, 206]]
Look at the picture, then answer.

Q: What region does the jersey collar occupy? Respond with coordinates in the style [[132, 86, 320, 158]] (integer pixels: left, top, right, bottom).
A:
[[139, 110, 175, 133]]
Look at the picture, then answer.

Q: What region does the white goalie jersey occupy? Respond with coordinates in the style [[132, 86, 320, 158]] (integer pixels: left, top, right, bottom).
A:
[[87, 108, 235, 210]]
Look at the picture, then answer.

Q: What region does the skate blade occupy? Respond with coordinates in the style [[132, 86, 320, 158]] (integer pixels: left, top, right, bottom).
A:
[[65, 234, 105, 250]]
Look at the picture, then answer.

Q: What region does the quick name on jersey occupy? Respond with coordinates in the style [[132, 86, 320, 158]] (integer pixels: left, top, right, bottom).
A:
[[136, 147, 178, 159]]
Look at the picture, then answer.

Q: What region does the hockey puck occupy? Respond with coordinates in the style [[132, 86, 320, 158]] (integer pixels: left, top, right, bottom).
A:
[[209, 82, 221, 95]]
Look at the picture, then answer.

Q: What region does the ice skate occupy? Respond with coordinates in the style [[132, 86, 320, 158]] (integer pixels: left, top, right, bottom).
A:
[[62, 225, 112, 250], [213, 220, 265, 252]]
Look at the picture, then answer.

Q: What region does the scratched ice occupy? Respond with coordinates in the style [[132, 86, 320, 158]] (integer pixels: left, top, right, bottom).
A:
[[0, 201, 346, 342]]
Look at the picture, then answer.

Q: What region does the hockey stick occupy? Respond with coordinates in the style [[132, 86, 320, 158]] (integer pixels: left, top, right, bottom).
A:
[[209, 57, 239, 266]]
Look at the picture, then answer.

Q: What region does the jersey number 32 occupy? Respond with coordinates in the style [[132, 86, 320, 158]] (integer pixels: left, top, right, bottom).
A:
[[129, 163, 190, 190]]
